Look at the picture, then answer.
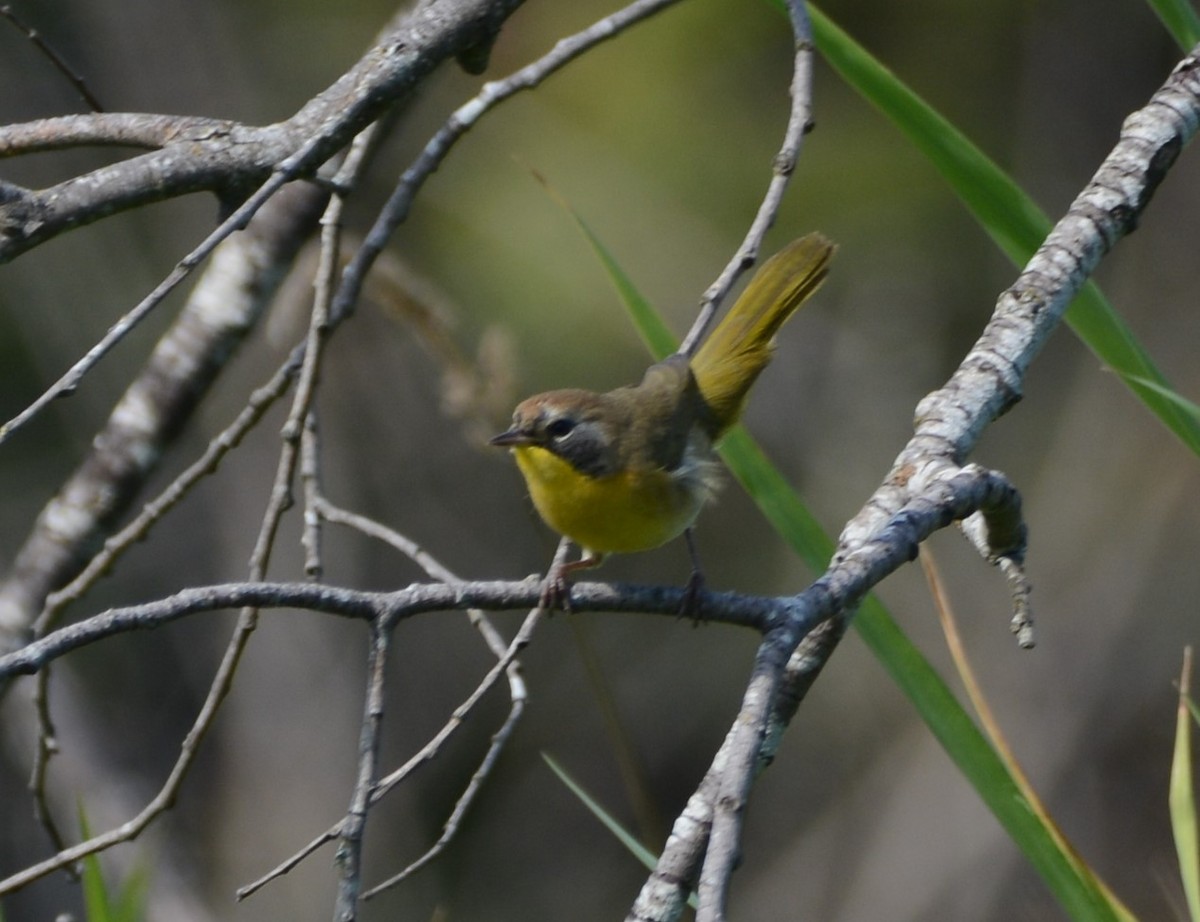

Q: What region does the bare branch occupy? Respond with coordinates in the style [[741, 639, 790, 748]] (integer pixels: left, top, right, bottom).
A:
[[361, 669, 528, 898], [0, 580, 783, 688], [332, 621, 392, 921], [236, 602, 539, 903], [0, 0, 529, 449], [1, 124, 379, 898], [311, 507, 539, 907], [690, 2, 818, 914], [0, 113, 227, 155], [0, 0, 526, 262]]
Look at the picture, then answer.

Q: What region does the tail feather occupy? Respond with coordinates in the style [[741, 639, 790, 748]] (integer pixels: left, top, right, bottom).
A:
[[691, 233, 835, 437]]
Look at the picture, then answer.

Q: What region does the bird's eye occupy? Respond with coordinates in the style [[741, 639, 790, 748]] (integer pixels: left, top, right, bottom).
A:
[[545, 417, 576, 440]]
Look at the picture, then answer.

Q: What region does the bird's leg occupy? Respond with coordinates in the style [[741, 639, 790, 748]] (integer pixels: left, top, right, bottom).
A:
[[679, 528, 707, 621], [540, 540, 604, 612]]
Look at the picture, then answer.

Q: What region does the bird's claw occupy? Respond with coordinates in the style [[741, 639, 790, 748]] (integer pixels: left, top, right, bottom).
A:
[[538, 571, 573, 613]]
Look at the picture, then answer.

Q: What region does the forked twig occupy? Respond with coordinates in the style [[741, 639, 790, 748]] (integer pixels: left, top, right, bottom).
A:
[[238, 501, 541, 903]]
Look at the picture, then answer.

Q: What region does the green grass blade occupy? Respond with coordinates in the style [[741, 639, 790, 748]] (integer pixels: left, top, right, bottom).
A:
[[804, 3, 1200, 458], [113, 866, 149, 922], [1171, 649, 1200, 921], [542, 753, 700, 910], [855, 594, 1127, 921], [1112, 372, 1200, 424], [78, 806, 114, 922], [542, 752, 659, 869], [529, 171, 677, 360], [552, 209, 678, 361], [718, 428, 833, 570], [76, 803, 148, 922], [1146, 0, 1200, 49]]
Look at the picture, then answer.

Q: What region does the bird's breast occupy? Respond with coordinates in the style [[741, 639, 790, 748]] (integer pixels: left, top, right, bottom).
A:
[[511, 444, 714, 554]]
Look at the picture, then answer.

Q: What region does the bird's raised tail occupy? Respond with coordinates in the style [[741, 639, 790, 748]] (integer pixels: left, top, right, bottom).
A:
[[690, 233, 835, 439]]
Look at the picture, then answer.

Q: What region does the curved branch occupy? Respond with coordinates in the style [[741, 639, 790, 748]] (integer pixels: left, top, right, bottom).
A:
[[0, 113, 232, 155], [0, 0, 525, 263]]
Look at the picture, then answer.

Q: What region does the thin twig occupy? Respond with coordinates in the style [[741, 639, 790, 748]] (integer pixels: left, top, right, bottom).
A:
[[236, 603, 541, 902], [28, 668, 72, 869], [16, 199, 319, 859], [328, 0, 687, 328], [677, 0, 816, 358], [0, 0, 526, 265], [300, 413, 324, 578], [0, 5, 104, 111], [0, 0, 422, 450], [0, 586, 380, 894], [332, 620, 392, 921], [237, 829, 340, 901], [316, 500, 520, 660], [297, 144, 356, 582], [308, 162, 386, 917], [0, 181, 328, 658], [32, 349, 302, 636], [318, 501, 536, 900], [363, 682, 527, 898], [21, 182, 331, 648], [0, 165, 297, 449], [233, 133, 369, 912], [1, 581, 781, 687], [372, 609, 540, 801]]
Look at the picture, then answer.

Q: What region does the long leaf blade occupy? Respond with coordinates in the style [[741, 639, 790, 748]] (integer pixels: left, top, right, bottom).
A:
[[542, 752, 660, 870], [806, 3, 1200, 457], [1146, 0, 1200, 49], [542, 753, 700, 911]]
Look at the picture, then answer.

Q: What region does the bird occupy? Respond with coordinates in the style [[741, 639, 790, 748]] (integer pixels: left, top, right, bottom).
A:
[[490, 232, 835, 609]]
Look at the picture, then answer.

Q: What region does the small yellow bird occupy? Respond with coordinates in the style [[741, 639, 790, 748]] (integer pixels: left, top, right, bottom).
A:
[[491, 233, 835, 606]]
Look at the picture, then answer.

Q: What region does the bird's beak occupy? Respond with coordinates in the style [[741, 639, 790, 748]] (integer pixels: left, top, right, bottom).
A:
[[489, 427, 533, 448]]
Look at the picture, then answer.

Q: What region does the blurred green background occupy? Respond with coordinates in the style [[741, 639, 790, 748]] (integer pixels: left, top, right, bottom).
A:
[[0, 1, 1197, 919]]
